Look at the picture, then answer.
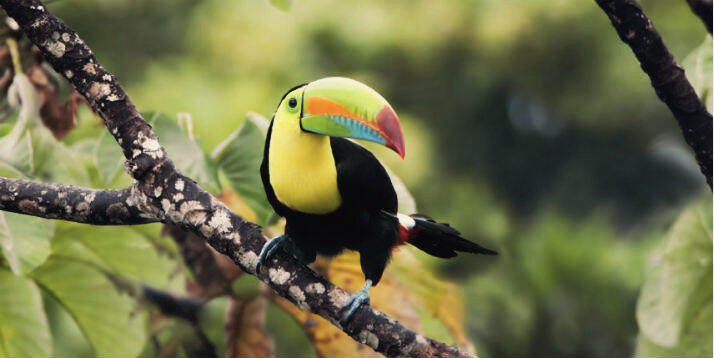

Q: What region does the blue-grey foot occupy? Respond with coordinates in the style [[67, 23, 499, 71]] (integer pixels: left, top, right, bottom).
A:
[[340, 279, 373, 324], [255, 235, 289, 274]]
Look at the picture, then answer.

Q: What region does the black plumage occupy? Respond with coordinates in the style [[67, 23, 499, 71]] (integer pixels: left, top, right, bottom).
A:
[[261, 120, 397, 284], [261, 120, 496, 286]]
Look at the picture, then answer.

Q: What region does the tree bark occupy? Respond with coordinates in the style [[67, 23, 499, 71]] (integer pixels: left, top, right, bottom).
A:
[[686, 0, 713, 34], [0, 1, 474, 356], [596, 0, 713, 188], [0, 178, 154, 225]]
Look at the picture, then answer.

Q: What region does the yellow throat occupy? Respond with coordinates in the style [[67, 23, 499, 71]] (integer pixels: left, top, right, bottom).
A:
[[268, 114, 342, 215]]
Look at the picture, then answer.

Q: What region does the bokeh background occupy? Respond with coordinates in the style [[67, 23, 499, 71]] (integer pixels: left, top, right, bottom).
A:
[[1, 0, 711, 357]]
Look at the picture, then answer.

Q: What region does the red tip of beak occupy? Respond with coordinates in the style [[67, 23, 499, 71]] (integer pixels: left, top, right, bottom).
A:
[[376, 105, 406, 159]]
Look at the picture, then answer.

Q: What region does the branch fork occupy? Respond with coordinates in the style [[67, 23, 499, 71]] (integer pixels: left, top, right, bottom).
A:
[[0, 0, 473, 356]]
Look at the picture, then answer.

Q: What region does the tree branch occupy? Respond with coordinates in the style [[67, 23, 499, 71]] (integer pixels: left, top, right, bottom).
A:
[[141, 286, 217, 358], [164, 223, 240, 299], [686, 0, 713, 34], [142, 285, 202, 323], [0, 177, 156, 224], [596, 0, 713, 188], [0, 1, 473, 356]]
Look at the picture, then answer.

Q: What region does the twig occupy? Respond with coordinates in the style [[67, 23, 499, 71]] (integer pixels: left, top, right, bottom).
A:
[[686, 0, 713, 34], [164, 223, 239, 299], [596, 0, 713, 188], [141, 286, 217, 358], [0, 1, 473, 356], [142, 285, 202, 323]]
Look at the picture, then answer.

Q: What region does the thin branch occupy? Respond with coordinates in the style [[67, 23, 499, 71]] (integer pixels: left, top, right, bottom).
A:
[[0, 1, 473, 356], [0, 177, 156, 224], [596, 0, 713, 188], [142, 285, 202, 323], [686, 0, 713, 34], [141, 286, 218, 358], [164, 223, 239, 299]]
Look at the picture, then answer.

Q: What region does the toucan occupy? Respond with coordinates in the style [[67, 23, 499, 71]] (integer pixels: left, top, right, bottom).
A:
[[257, 77, 496, 322]]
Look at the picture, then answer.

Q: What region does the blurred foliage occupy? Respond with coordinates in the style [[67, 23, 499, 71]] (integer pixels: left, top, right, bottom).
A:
[[0, 0, 710, 357]]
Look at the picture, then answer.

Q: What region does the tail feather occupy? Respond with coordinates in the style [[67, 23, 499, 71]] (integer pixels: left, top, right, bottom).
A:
[[385, 211, 497, 258]]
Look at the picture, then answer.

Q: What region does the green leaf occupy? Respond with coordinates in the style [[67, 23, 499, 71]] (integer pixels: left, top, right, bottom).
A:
[[0, 114, 88, 185], [26, 125, 90, 186], [245, 111, 270, 134], [0, 74, 41, 174], [0, 126, 33, 175], [636, 300, 712, 358], [29, 126, 56, 177], [0, 268, 52, 358], [52, 223, 182, 290], [94, 131, 124, 186], [147, 112, 221, 193], [0, 161, 25, 179], [0, 211, 54, 275], [683, 37, 713, 112], [31, 258, 146, 358], [636, 197, 712, 353], [268, 0, 293, 11], [212, 114, 274, 225]]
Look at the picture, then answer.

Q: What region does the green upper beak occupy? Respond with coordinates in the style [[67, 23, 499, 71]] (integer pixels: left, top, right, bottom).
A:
[[300, 77, 406, 159]]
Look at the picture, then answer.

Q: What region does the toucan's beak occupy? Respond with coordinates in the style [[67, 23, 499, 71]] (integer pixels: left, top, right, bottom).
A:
[[300, 77, 406, 159]]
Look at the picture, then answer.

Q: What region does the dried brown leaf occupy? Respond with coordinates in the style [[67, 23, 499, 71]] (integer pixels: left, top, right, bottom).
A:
[[225, 297, 274, 358]]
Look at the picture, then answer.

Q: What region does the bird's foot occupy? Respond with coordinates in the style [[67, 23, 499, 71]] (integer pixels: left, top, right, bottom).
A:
[[255, 235, 288, 274], [339, 279, 373, 324]]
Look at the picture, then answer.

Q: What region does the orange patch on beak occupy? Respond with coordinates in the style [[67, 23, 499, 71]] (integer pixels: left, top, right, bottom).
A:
[[305, 96, 406, 159], [306, 96, 366, 121]]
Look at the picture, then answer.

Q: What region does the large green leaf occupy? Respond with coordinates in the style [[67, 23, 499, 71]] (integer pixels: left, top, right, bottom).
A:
[[31, 258, 146, 358], [0, 211, 54, 275], [0, 268, 52, 358], [147, 112, 221, 193], [51, 222, 183, 290], [636, 196, 712, 356], [212, 113, 274, 225], [94, 131, 124, 187]]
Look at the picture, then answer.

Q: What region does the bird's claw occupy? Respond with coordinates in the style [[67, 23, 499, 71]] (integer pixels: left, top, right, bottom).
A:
[[339, 280, 372, 324], [255, 235, 287, 274]]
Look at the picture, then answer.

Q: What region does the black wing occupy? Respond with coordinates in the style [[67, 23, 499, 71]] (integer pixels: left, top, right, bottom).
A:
[[330, 138, 398, 214]]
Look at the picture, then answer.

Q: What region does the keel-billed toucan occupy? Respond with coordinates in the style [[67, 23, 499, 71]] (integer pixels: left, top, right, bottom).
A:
[[257, 77, 496, 322]]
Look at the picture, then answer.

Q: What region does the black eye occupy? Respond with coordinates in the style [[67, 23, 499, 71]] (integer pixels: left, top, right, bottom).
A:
[[288, 97, 297, 109]]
